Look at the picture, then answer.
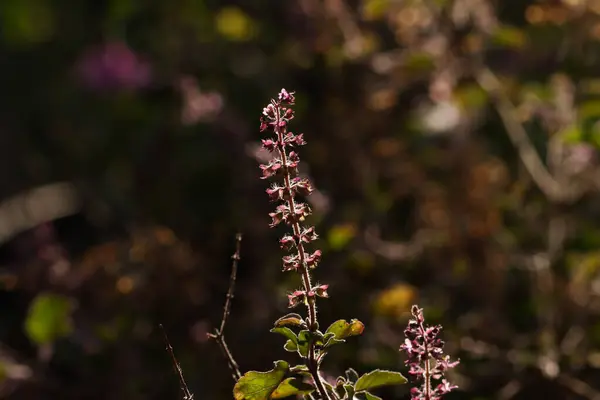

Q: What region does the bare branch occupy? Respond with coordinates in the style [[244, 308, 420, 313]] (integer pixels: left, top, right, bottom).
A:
[[159, 324, 194, 400], [207, 233, 243, 381], [219, 233, 242, 334]]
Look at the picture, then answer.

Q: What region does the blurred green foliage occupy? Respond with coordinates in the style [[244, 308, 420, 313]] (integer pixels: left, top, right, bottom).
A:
[[24, 293, 73, 345]]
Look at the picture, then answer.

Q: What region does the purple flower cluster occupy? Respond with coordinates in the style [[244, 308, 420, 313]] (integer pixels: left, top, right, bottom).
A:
[[258, 89, 327, 317], [75, 41, 151, 92], [400, 305, 459, 400]]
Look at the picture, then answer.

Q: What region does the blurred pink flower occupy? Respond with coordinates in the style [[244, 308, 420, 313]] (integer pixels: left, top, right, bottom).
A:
[[75, 41, 151, 91], [178, 76, 224, 125], [564, 143, 597, 175]]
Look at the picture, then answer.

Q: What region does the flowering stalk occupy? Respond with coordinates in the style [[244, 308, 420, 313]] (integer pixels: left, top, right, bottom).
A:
[[231, 89, 407, 400], [259, 89, 330, 399], [400, 305, 459, 400]]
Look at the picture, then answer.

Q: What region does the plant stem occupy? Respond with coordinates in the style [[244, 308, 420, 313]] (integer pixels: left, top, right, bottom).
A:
[[418, 318, 432, 400], [308, 356, 331, 400], [275, 117, 330, 400], [424, 357, 432, 400]]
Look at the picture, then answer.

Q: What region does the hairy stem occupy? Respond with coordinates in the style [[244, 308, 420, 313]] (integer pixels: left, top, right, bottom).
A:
[[424, 357, 432, 400], [418, 318, 432, 400], [275, 119, 329, 400]]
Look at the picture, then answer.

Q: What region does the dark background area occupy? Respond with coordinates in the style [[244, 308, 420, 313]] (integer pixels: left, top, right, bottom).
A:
[[2, 0, 600, 399]]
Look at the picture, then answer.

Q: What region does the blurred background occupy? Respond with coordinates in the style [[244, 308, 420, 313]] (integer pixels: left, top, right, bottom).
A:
[[2, 0, 600, 399]]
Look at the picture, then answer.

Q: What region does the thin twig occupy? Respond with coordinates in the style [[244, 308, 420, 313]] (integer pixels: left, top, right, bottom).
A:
[[208, 233, 243, 381], [159, 324, 194, 400], [219, 233, 242, 334]]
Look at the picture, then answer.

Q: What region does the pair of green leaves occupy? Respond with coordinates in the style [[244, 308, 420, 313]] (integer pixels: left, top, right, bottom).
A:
[[233, 362, 407, 400], [270, 315, 365, 358]]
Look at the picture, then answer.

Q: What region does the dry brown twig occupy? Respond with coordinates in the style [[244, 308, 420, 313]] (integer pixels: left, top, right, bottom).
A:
[[160, 324, 194, 400], [207, 233, 243, 381], [160, 234, 242, 400]]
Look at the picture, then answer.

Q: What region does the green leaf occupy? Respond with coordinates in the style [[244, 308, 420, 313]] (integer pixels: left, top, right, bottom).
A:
[[271, 377, 315, 399], [345, 368, 359, 383], [355, 392, 383, 400], [324, 319, 365, 341], [24, 293, 73, 345], [233, 361, 289, 400], [296, 330, 311, 358], [284, 340, 298, 352], [322, 331, 345, 348], [344, 384, 355, 399], [270, 327, 298, 344], [354, 370, 407, 392], [321, 380, 338, 399], [289, 365, 309, 373], [274, 314, 305, 328], [334, 380, 346, 399], [311, 330, 325, 343]]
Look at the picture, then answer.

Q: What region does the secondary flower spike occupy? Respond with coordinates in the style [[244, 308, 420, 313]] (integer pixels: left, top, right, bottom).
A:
[[400, 305, 459, 400]]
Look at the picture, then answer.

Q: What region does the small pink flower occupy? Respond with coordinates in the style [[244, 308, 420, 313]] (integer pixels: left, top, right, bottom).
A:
[[313, 284, 329, 298], [278, 88, 295, 104], [282, 254, 300, 272], [261, 138, 277, 152], [300, 226, 318, 243], [279, 235, 296, 250], [287, 290, 306, 308], [305, 250, 322, 269]]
